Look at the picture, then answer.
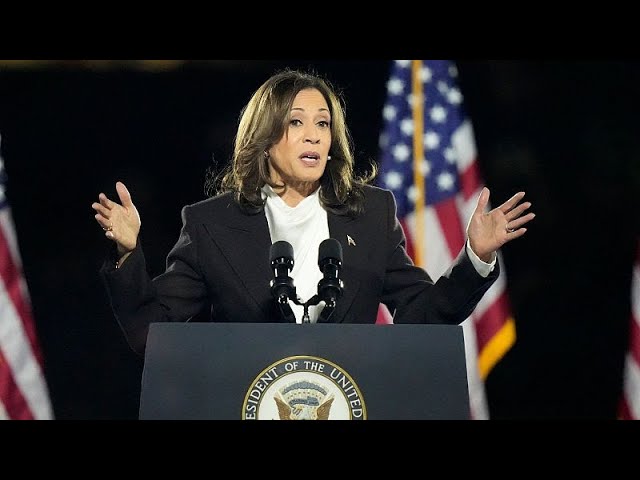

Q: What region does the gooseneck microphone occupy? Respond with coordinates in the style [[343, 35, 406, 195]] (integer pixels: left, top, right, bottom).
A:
[[269, 238, 345, 324], [317, 238, 344, 309], [269, 241, 296, 305]]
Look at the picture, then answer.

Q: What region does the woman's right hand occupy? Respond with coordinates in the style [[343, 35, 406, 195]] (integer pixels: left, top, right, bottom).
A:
[[92, 181, 141, 256]]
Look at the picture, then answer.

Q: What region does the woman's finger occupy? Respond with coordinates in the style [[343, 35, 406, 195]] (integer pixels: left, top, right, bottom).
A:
[[472, 187, 490, 217], [92, 202, 111, 218], [116, 182, 134, 209], [498, 191, 525, 214], [506, 212, 536, 232], [95, 213, 114, 231], [505, 201, 532, 221], [98, 193, 114, 210]]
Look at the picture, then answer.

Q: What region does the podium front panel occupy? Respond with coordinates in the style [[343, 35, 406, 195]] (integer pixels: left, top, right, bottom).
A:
[[139, 322, 470, 420]]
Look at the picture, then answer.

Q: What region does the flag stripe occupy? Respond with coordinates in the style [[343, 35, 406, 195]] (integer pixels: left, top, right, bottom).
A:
[[419, 209, 452, 280], [453, 122, 482, 200], [620, 349, 640, 419], [459, 157, 482, 202], [0, 221, 43, 364], [0, 271, 51, 419], [434, 200, 465, 259], [461, 318, 488, 419], [477, 316, 516, 380], [473, 291, 512, 350], [0, 349, 34, 419], [619, 240, 640, 419]]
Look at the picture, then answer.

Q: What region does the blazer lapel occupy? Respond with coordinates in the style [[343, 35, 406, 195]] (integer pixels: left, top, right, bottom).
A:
[[204, 210, 274, 316], [326, 213, 362, 323], [199, 201, 366, 323]]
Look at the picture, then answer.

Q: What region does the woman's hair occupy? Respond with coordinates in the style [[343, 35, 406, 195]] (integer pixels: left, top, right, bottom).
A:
[[206, 68, 377, 217]]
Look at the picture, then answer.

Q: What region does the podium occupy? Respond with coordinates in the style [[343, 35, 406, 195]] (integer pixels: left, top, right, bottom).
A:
[[139, 322, 470, 420]]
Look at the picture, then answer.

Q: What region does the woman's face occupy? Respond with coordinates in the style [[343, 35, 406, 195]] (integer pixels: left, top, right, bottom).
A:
[[268, 88, 331, 194]]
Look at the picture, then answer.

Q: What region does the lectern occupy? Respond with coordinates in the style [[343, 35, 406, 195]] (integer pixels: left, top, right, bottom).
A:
[[139, 322, 470, 420]]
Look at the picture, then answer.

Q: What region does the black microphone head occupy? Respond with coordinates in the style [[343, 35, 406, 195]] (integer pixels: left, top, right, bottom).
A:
[[270, 240, 294, 263], [318, 238, 342, 266], [270, 241, 296, 304], [317, 238, 343, 308]]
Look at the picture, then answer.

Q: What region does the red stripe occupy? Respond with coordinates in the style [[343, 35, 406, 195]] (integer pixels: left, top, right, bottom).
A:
[[618, 396, 632, 420], [0, 226, 44, 365], [473, 292, 512, 351], [459, 156, 482, 201], [0, 346, 34, 419], [375, 305, 393, 325], [434, 199, 465, 258]]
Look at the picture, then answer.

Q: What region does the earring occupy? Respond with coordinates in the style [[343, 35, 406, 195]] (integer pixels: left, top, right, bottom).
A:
[[327, 155, 332, 161], [264, 151, 270, 159]]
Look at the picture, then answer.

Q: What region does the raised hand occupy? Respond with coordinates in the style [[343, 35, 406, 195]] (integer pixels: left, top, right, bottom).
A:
[[467, 187, 535, 262], [92, 181, 141, 256]]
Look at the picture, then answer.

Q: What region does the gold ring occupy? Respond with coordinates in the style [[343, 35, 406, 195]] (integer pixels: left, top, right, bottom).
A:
[[104, 224, 113, 232]]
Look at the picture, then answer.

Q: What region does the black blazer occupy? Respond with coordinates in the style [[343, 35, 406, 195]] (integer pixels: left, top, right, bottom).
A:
[[101, 185, 499, 355]]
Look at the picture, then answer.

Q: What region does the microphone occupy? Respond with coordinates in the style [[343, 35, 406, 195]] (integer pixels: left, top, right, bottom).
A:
[[317, 238, 344, 309], [269, 241, 296, 305]]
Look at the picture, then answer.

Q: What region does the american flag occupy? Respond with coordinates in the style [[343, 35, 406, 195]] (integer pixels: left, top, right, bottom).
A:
[[0, 134, 53, 419], [618, 240, 640, 419], [375, 60, 516, 419]]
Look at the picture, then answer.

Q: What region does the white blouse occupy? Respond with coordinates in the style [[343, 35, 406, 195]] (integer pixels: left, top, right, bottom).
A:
[[262, 185, 329, 323]]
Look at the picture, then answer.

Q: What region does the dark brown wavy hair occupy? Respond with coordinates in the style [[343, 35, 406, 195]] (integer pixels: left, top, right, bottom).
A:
[[206, 68, 377, 217]]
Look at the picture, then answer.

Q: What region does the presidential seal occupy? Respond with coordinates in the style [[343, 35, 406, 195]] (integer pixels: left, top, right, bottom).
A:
[[242, 355, 366, 420]]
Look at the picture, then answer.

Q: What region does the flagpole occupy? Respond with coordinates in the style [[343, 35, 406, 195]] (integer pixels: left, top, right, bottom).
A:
[[411, 60, 426, 268]]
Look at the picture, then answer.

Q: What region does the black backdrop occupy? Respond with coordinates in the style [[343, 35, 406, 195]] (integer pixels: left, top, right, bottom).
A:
[[0, 60, 638, 419]]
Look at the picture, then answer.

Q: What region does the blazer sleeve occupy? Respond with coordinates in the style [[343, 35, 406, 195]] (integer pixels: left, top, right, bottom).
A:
[[100, 204, 208, 355], [379, 189, 500, 324]]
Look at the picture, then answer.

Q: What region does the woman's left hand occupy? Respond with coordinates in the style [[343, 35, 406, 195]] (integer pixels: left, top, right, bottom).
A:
[[467, 187, 535, 262]]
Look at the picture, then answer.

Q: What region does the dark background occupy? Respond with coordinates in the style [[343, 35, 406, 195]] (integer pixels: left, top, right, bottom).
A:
[[0, 60, 638, 420]]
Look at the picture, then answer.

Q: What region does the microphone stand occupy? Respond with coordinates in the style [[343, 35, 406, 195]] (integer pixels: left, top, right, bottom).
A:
[[291, 294, 322, 324], [272, 283, 325, 324], [275, 295, 297, 323]]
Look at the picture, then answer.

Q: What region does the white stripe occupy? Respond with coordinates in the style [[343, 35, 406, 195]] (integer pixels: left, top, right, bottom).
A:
[[452, 120, 477, 174], [622, 258, 640, 418], [457, 189, 480, 230], [405, 208, 453, 278], [462, 318, 489, 419], [0, 267, 53, 419], [622, 351, 640, 419]]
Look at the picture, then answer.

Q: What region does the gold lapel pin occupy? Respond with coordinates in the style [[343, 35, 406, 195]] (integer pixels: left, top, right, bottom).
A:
[[347, 235, 356, 247]]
